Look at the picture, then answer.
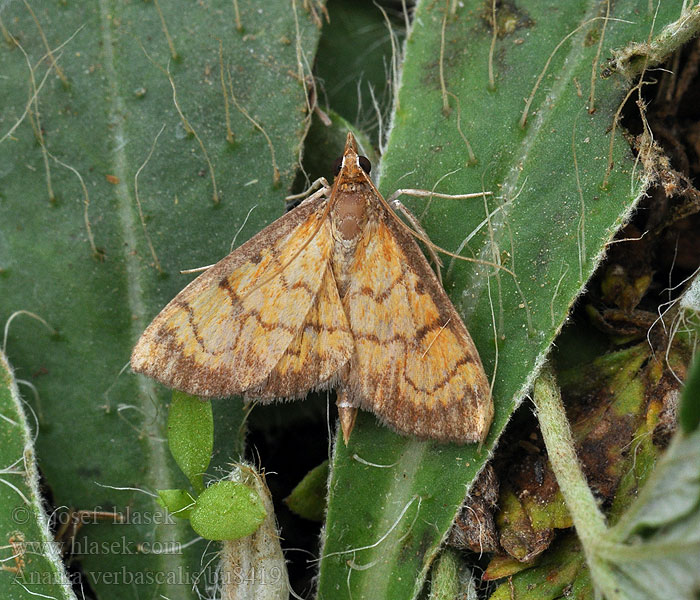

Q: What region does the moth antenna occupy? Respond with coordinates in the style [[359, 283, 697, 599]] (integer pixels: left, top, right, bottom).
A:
[[392, 200, 444, 284], [376, 191, 515, 276]]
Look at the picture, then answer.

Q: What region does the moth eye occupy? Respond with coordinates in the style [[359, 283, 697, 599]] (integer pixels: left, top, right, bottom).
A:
[[333, 156, 343, 176], [358, 155, 371, 174]]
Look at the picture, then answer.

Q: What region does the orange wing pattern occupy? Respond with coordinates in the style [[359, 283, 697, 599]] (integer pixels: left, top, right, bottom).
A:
[[341, 214, 492, 442], [131, 198, 351, 398], [254, 264, 353, 399]]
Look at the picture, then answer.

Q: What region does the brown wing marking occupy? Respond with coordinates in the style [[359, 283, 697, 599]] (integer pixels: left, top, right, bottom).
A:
[[342, 215, 493, 443], [253, 264, 354, 399], [130, 198, 336, 397]]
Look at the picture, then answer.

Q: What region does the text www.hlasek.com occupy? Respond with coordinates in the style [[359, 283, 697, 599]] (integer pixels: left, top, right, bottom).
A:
[[11, 537, 182, 557]]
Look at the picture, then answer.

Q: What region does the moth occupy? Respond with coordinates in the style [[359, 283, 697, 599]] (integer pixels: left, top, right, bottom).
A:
[[131, 133, 493, 444]]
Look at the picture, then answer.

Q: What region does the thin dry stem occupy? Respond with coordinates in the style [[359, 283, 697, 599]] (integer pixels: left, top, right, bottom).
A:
[[143, 47, 220, 203], [232, 0, 243, 32], [488, 0, 497, 90], [22, 0, 67, 85], [521, 17, 620, 128], [134, 124, 166, 272], [153, 0, 178, 60], [439, 0, 451, 115], [588, 0, 611, 113], [227, 70, 281, 186], [218, 40, 235, 144], [48, 152, 99, 258]]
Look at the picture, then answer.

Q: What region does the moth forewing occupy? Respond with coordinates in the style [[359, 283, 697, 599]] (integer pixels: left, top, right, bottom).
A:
[[338, 196, 492, 443], [130, 196, 351, 398]]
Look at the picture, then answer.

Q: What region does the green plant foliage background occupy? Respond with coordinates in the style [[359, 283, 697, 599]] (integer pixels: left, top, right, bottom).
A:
[[0, 1, 694, 599], [0, 2, 322, 598], [317, 2, 690, 599]]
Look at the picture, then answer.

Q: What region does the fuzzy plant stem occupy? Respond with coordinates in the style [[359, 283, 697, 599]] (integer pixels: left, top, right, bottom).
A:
[[533, 364, 622, 598]]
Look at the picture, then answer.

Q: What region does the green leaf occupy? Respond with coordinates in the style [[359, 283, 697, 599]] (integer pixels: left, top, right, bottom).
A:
[[314, 0, 403, 145], [167, 392, 213, 494], [608, 430, 700, 541], [216, 463, 289, 600], [592, 426, 700, 600], [428, 551, 458, 600], [318, 1, 691, 598], [679, 281, 700, 433], [285, 459, 329, 522], [0, 1, 323, 597], [488, 535, 592, 600], [0, 350, 77, 600], [156, 489, 196, 520], [486, 340, 688, 590], [189, 480, 266, 541], [681, 353, 700, 433]]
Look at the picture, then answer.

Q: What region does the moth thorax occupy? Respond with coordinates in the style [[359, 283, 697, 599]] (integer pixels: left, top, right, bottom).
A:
[[332, 189, 368, 241]]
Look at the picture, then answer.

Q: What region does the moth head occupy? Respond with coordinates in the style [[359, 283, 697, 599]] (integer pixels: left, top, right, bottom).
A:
[[332, 132, 372, 183]]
